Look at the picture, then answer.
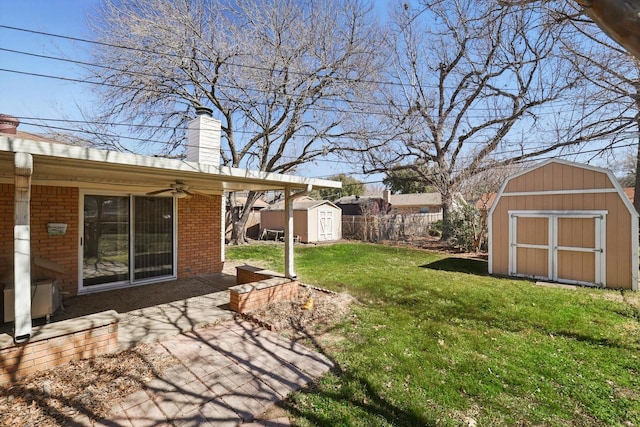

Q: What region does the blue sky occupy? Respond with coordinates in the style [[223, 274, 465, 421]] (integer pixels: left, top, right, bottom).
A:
[[1, 1, 632, 182], [0, 0, 100, 132]]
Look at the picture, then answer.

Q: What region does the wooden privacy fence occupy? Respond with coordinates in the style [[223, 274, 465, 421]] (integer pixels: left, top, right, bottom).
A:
[[342, 213, 442, 242]]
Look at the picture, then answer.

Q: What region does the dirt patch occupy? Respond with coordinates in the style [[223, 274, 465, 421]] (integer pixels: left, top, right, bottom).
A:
[[378, 236, 488, 260], [243, 284, 355, 334], [0, 344, 177, 426], [623, 291, 640, 313]]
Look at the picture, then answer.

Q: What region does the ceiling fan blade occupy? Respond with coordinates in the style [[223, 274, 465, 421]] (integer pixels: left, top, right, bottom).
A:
[[191, 190, 216, 198], [182, 189, 195, 196], [147, 188, 172, 196]]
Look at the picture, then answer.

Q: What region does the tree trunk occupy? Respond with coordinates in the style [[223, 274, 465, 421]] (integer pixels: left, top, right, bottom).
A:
[[440, 191, 453, 241], [229, 191, 262, 245]]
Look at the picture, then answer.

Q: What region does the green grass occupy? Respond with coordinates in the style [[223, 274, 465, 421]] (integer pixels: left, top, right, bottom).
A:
[[226, 242, 640, 426]]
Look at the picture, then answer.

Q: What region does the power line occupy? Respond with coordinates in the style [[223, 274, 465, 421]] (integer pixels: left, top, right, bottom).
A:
[[19, 116, 637, 159], [4, 22, 633, 98], [1, 60, 601, 119], [312, 141, 637, 182], [19, 118, 635, 174]]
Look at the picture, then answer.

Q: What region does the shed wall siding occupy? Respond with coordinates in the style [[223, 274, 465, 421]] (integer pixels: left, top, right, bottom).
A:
[[504, 163, 614, 193], [491, 163, 634, 289], [259, 211, 281, 232], [260, 205, 342, 243], [294, 211, 308, 242]]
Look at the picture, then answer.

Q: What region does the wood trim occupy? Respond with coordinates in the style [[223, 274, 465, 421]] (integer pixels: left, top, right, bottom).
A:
[[501, 188, 618, 197]]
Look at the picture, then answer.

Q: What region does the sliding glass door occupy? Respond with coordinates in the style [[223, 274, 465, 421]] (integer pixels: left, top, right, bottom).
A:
[[82, 193, 175, 291], [83, 195, 130, 286], [134, 197, 174, 280]]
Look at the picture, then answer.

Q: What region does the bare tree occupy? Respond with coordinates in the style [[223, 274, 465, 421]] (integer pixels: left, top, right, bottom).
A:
[[501, 1, 640, 212], [358, 0, 591, 240], [86, 0, 384, 243], [459, 162, 530, 202], [552, 5, 640, 211], [500, 0, 640, 59]]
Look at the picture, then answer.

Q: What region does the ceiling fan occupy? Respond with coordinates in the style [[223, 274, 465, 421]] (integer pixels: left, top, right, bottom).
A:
[[146, 181, 212, 198]]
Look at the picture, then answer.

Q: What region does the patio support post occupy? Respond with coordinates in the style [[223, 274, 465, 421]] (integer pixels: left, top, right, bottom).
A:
[[284, 187, 295, 278], [14, 152, 33, 343], [284, 184, 312, 279], [221, 192, 226, 263]]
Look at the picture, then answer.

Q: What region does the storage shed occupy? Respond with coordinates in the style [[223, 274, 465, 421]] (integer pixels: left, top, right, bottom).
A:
[[260, 197, 342, 243], [488, 159, 638, 290]]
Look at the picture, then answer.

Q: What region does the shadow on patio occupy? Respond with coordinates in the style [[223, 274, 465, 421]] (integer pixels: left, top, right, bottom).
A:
[[1, 271, 239, 350]]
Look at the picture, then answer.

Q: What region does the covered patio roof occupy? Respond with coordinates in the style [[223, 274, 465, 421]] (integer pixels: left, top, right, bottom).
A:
[[1, 134, 340, 343], [0, 136, 341, 193]]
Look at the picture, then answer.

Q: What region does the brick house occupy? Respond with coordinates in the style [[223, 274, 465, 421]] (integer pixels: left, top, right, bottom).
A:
[[0, 113, 339, 343]]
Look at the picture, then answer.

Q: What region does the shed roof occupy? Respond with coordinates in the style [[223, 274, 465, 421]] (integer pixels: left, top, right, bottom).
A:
[[264, 197, 339, 211], [387, 192, 441, 206], [0, 136, 341, 194], [230, 196, 269, 209], [334, 195, 383, 205], [488, 158, 637, 219]]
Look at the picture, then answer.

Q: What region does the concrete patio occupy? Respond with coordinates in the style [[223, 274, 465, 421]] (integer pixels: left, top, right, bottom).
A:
[[72, 319, 334, 426], [4, 268, 335, 425], [55, 271, 238, 349]]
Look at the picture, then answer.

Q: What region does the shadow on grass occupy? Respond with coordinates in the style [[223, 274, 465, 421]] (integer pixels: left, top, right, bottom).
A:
[[278, 318, 436, 427], [281, 370, 436, 427], [420, 257, 488, 276]]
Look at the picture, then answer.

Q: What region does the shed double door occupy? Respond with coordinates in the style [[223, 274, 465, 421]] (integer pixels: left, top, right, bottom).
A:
[[509, 212, 606, 286]]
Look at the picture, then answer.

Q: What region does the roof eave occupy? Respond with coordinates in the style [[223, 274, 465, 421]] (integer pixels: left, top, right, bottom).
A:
[[0, 136, 342, 192]]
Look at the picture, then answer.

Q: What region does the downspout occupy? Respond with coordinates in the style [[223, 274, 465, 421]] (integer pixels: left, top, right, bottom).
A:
[[284, 184, 312, 279], [14, 152, 33, 343]]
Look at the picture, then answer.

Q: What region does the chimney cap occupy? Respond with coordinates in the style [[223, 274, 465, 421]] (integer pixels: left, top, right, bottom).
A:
[[0, 114, 20, 134], [194, 106, 213, 117]]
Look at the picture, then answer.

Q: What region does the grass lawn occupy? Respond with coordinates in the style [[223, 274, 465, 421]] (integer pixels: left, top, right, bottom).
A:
[[226, 242, 640, 427]]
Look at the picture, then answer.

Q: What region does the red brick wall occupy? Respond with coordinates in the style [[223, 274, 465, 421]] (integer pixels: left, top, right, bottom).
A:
[[236, 266, 282, 285], [177, 194, 223, 277], [230, 280, 299, 313], [0, 184, 13, 281], [0, 312, 118, 385], [0, 184, 79, 296], [0, 186, 223, 295]]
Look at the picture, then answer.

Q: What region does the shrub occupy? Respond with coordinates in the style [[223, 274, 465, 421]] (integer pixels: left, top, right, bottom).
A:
[[444, 204, 481, 252]]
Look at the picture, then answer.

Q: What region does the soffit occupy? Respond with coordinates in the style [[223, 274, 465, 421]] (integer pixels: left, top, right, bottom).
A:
[[0, 138, 340, 194]]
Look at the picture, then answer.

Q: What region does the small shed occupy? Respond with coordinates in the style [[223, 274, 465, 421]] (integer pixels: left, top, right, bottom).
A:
[[488, 159, 638, 290], [334, 195, 391, 216], [260, 197, 342, 243]]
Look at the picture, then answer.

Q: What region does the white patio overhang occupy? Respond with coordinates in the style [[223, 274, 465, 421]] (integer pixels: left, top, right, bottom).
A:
[[0, 136, 341, 342]]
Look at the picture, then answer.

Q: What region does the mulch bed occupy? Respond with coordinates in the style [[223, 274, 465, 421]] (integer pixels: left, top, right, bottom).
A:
[[0, 344, 177, 426]]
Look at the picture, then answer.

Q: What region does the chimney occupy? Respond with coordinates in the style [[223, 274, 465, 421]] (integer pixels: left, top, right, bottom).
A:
[[0, 114, 20, 135], [383, 189, 391, 203], [186, 107, 221, 166]]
